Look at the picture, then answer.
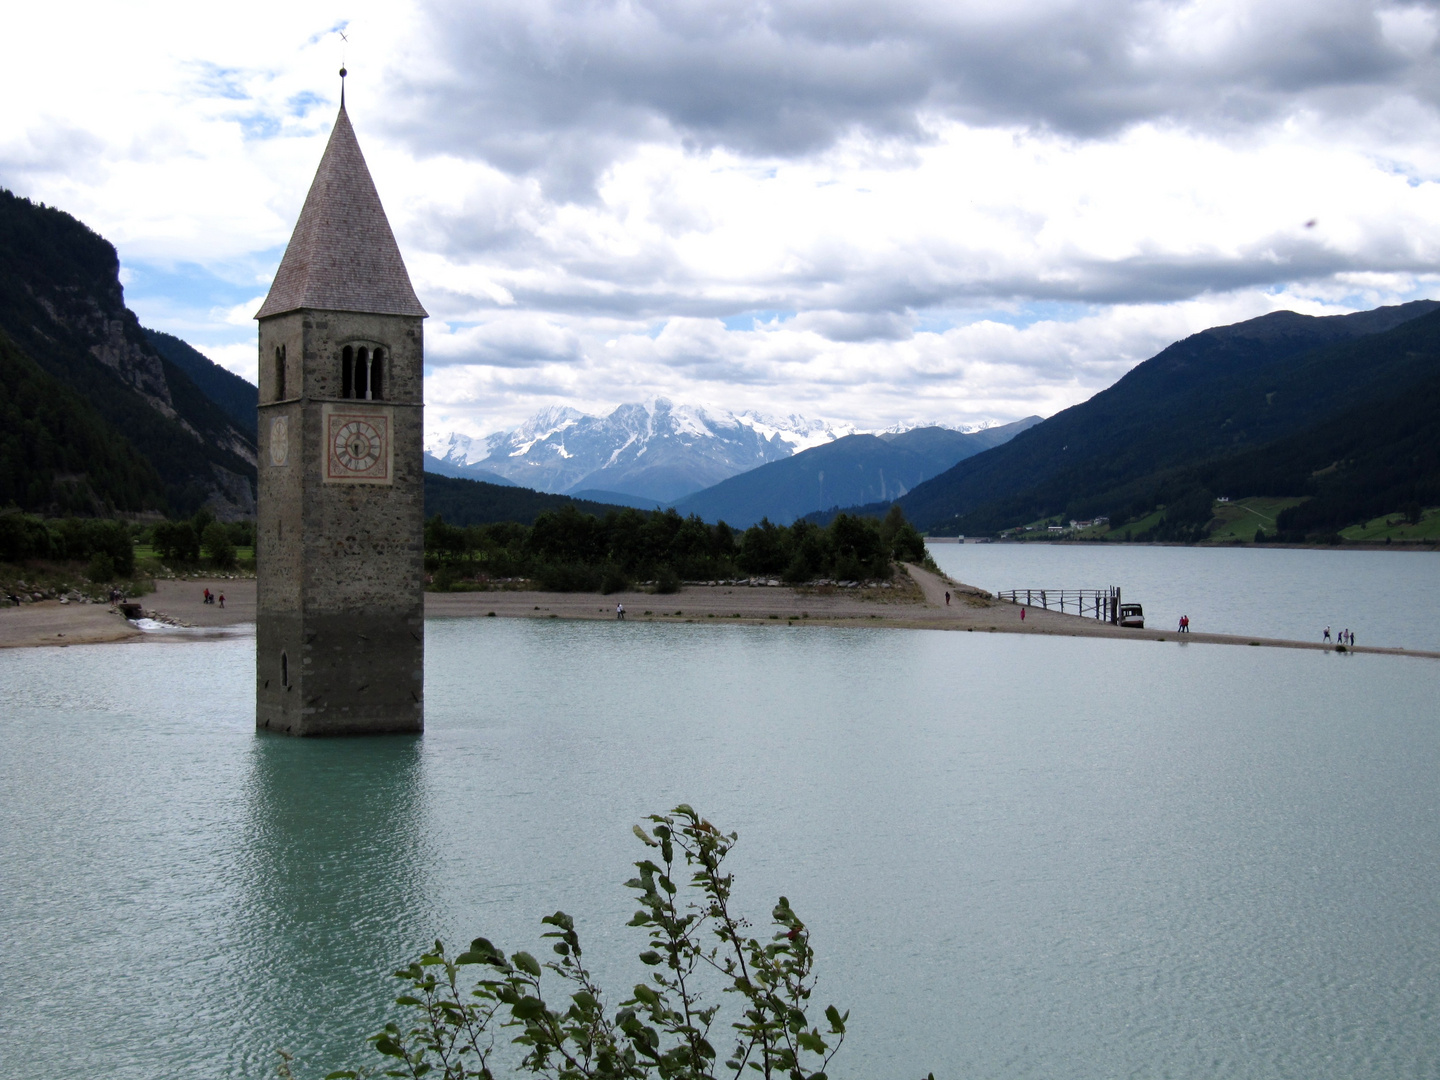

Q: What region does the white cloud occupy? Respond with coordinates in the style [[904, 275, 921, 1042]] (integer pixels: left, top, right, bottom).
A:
[[3, 0, 1439, 435]]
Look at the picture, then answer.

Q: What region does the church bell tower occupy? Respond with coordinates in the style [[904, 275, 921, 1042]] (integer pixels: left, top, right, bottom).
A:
[[254, 84, 427, 735]]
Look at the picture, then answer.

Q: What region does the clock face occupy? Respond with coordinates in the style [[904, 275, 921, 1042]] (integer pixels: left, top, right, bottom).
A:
[[324, 407, 392, 483], [334, 419, 382, 472]]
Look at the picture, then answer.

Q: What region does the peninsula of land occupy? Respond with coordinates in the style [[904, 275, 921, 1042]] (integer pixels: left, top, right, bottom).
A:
[[2, 565, 1435, 660]]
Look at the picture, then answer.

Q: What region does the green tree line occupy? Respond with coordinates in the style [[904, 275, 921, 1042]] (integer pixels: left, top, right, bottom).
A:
[[0, 512, 137, 579], [1, 508, 255, 575], [426, 504, 928, 592]]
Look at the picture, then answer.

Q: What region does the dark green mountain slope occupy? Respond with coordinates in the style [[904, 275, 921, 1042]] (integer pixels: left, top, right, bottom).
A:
[[671, 418, 1040, 527], [0, 189, 256, 517], [1130, 368, 1440, 540], [901, 301, 1440, 534], [0, 332, 166, 514], [424, 473, 631, 527], [145, 329, 258, 438]]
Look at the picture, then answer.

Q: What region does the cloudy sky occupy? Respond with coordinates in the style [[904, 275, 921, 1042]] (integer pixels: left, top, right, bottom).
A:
[[5, 0, 1439, 437]]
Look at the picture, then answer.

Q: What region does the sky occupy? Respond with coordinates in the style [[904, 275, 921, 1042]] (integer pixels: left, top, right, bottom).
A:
[[4, 0, 1439, 439]]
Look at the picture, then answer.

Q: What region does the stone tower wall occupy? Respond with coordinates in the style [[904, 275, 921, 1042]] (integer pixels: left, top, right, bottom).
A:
[[256, 309, 424, 735]]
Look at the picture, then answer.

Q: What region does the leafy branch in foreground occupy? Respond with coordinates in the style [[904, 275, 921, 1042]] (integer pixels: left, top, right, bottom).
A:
[[287, 806, 848, 1080]]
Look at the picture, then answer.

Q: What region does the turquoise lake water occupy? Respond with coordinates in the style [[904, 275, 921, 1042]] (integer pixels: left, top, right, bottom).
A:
[[2, 551, 1438, 1078]]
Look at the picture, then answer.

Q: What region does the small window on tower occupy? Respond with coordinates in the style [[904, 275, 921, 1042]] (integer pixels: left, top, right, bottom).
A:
[[371, 348, 384, 400], [275, 345, 286, 400], [342, 346, 354, 398], [356, 347, 370, 399], [281, 651, 289, 688]]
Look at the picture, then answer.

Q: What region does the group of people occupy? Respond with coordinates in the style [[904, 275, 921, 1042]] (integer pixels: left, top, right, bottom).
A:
[[1178, 614, 1191, 633], [1322, 626, 1355, 646], [203, 587, 225, 609]]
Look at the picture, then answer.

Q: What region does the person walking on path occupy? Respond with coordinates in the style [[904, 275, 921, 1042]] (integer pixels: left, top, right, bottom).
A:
[[1323, 626, 1331, 642], [1179, 615, 1190, 633], [218, 593, 225, 609], [616, 602, 625, 621], [945, 591, 951, 606], [1020, 607, 1026, 622]]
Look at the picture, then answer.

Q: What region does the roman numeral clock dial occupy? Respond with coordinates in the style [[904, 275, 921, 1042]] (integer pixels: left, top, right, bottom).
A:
[[323, 405, 393, 484]]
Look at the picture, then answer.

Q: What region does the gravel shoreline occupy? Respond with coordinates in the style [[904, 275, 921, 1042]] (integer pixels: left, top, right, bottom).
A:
[[3, 566, 1435, 659]]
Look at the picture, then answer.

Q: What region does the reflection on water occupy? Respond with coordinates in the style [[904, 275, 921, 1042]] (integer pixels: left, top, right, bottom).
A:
[[2, 619, 1438, 1079], [229, 735, 433, 1078]]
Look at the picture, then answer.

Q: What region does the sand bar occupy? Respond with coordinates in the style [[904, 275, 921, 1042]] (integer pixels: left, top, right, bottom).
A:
[[2, 567, 1434, 659]]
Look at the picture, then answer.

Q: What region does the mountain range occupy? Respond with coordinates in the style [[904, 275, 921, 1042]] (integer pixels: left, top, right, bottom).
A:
[[670, 418, 1040, 528], [425, 400, 858, 503]]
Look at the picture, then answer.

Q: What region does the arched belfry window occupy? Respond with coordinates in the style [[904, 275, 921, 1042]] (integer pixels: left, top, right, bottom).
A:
[[341, 343, 386, 399], [275, 345, 286, 400], [355, 347, 369, 399]]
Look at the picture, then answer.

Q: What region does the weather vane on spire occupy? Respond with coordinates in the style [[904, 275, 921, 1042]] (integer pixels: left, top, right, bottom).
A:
[[338, 28, 349, 107]]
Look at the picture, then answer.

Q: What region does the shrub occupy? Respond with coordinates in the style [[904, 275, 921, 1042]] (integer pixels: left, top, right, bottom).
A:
[[299, 807, 849, 1080], [85, 552, 115, 582], [600, 565, 633, 595]]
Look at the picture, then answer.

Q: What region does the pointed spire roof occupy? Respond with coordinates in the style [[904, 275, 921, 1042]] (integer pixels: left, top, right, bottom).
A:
[[256, 104, 427, 320]]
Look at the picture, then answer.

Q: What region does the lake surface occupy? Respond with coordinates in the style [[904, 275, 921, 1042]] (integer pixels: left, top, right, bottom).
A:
[[2, 601, 1439, 1077], [928, 542, 1440, 651]]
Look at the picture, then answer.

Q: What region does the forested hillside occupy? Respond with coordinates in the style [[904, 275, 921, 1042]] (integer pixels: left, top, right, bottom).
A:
[[1131, 367, 1440, 542], [0, 332, 165, 514], [0, 189, 256, 517], [423, 473, 633, 526], [902, 301, 1440, 535]]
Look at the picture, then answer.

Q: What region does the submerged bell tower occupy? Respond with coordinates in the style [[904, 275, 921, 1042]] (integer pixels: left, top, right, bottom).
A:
[[255, 75, 427, 735]]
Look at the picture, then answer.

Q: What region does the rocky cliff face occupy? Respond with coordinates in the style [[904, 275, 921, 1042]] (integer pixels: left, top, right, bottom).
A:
[[0, 189, 257, 518]]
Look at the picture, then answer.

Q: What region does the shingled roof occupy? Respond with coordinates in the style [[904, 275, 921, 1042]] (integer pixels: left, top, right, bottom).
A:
[[256, 105, 427, 320]]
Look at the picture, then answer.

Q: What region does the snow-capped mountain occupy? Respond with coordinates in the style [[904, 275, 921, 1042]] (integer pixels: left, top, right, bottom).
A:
[[425, 399, 859, 503]]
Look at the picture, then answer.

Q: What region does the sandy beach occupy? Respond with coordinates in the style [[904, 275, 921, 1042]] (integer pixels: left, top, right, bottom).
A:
[[1, 566, 1434, 658]]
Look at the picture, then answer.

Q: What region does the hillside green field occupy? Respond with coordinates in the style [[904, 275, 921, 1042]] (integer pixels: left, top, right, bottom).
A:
[[1204, 497, 1309, 542], [1339, 507, 1440, 543]]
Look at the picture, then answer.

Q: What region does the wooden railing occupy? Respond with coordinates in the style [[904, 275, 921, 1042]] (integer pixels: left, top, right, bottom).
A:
[[996, 586, 1122, 623]]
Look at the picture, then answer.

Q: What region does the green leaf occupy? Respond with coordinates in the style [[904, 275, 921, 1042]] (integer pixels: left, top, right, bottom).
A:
[[797, 1030, 827, 1054], [512, 951, 542, 977], [825, 1004, 847, 1033], [633, 824, 658, 846], [639, 950, 663, 966], [512, 996, 545, 1020]]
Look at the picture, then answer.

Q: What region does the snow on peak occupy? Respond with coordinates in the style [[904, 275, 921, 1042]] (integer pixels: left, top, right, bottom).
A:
[[425, 400, 978, 502]]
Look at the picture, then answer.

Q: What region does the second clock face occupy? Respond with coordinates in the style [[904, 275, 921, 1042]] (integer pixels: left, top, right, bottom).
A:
[[324, 407, 392, 483]]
